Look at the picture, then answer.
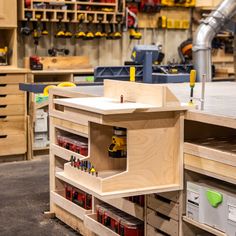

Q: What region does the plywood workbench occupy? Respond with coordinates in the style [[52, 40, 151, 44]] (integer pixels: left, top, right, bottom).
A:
[[49, 81, 236, 236]]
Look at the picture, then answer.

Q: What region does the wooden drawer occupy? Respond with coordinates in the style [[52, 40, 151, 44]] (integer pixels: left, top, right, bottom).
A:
[[0, 133, 26, 156], [0, 84, 23, 95], [147, 224, 167, 236], [0, 105, 25, 116], [147, 194, 179, 221], [147, 208, 179, 236], [157, 191, 180, 203], [0, 74, 25, 84], [0, 116, 26, 134], [0, 94, 25, 105]]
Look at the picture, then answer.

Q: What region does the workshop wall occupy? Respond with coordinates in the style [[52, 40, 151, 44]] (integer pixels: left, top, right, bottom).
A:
[[18, 24, 189, 67]]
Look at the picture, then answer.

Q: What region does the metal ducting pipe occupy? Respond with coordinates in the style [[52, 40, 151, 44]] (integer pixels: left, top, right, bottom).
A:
[[193, 0, 236, 81]]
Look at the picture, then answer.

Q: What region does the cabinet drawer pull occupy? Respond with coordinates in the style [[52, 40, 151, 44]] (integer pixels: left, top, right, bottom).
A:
[[0, 84, 7, 87], [0, 74, 7, 77], [0, 95, 7, 97], [0, 105, 7, 108], [0, 116, 7, 119], [0, 135, 7, 139]]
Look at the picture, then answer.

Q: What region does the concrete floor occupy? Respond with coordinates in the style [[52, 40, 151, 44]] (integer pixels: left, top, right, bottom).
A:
[[0, 156, 79, 236]]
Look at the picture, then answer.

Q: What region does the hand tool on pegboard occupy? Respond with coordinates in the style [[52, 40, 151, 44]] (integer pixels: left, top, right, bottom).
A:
[[95, 14, 104, 38], [126, 6, 142, 40], [64, 23, 73, 38], [55, 13, 65, 38], [32, 22, 41, 54], [41, 22, 49, 36], [21, 11, 33, 36], [83, 14, 94, 40], [75, 14, 86, 39], [161, 0, 195, 7]]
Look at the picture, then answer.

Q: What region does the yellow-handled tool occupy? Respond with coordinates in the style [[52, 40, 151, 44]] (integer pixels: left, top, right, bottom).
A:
[[130, 67, 135, 82], [189, 69, 196, 105]]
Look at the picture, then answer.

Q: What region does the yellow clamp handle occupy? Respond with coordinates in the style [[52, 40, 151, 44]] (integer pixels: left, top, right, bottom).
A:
[[57, 82, 76, 88], [43, 85, 57, 96], [190, 70, 196, 88]]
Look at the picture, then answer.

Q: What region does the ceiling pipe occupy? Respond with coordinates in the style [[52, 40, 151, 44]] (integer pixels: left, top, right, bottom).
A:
[[193, 0, 236, 82]]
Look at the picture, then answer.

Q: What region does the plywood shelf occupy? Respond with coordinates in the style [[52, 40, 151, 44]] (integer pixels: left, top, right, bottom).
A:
[[51, 144, 88, 162], [184, 136, 236, 167], [184, 153, 236, 185], [84, 214, 119, 236], [183, 216, 226, 236], [51, 191, 92, 221], [19, 0, 125, 24]]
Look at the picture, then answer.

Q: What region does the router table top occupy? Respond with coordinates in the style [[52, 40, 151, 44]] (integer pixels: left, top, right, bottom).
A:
[[54, 81, 236, 128]]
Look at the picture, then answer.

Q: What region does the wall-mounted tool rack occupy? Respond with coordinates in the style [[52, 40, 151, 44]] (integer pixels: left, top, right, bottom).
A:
[[18, 0, 125, 24]]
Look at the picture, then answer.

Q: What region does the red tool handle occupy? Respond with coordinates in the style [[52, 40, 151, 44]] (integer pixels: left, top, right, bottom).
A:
[[25, 0, 31, 8]]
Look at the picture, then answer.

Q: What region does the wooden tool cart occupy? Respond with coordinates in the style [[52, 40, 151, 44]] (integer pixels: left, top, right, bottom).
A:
[[49, 80, 187, 235]]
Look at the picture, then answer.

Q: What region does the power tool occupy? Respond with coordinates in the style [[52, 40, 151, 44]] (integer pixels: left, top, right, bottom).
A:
[[48, 48, 70, 57], [126, 6, 142, 40], [30, 56, 43, 70], [108, 127, 127, 158], [0, 47, 9, 66]]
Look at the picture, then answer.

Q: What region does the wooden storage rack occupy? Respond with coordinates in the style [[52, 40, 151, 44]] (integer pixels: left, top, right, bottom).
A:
[[0, 70, 28, 161], [18, 0, 125, 24]]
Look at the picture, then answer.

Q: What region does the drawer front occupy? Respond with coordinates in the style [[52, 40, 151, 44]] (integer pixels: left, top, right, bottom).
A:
[[0, 116, 25, 134], [147, 224, 166, 236], [0, 74, 25, 84], [0, 105, 25, 116], [0, 84, 23, 95], [157, 191, 180, 203], [0, 133, 26, 156], [147, 209, 179, 236], [0, 94, 25, 105], [147, 194, 179, 221]]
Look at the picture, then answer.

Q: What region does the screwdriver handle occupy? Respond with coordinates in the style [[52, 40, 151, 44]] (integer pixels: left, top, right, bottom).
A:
[[190, 70, 196, 88]]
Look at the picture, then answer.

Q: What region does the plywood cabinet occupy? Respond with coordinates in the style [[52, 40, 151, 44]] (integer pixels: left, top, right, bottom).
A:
[[0, 0, 17, 27]]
